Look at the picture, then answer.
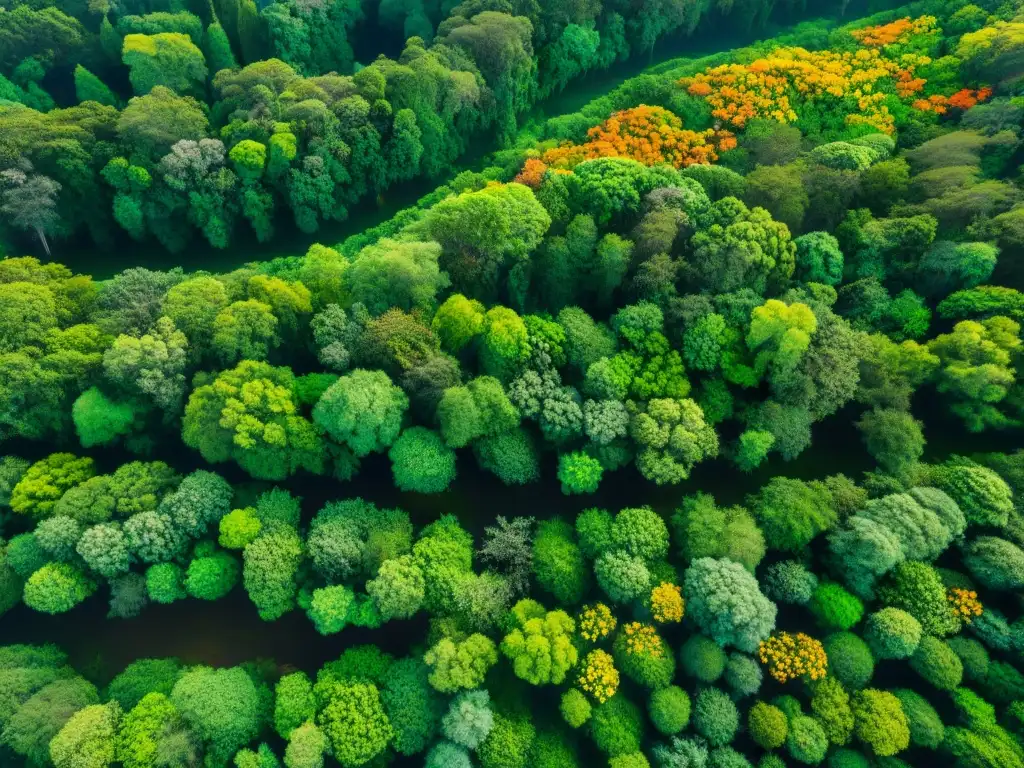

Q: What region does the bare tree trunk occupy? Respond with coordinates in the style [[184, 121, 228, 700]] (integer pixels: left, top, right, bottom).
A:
[[36, 227, 50, 257]]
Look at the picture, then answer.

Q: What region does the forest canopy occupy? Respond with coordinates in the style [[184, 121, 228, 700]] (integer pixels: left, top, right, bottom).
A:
[[0, 0, 1024, 767]]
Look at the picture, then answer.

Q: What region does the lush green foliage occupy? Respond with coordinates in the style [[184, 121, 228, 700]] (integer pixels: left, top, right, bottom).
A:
[[1, 2, 1024, 768]]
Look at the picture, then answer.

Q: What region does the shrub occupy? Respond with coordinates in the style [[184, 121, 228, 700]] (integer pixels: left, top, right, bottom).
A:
[[787, 715, 829, 765], [891, 689, 944, 748], [963, 536, 1024, 591], [823, 633, 874, 690], [648, 686, 691, 735], [652, 737, 709, 768], [145, 563, 186, 604], [827, 750, 870, 768], [426, 741, 471, 768], [590, 694, 644, 757], [693, 687, 738, 747], [578, 649, 619, 703], [710, 746, 752, 768], [810, 582, 864, 630], [864, 608, 922, 660], [681, 635, 727, 682], [560, 689, 591, 728], [933, 464, 1012, 528], [877, 561, 959, 636], [684, 557, 776, 652], [611, 506, 670, 561], [950, 687, 996, 729], [595, 551, 651, 603], [909, 636, 963, 691], [23, 563, 95, 614], [762, 560, 818, 605], [389, 427, 457, 493], [758, 632, 827, 684], [947, 637, 990, 682], [850, 690, 910, 757], [613, 623, 675, 689], [533, 519, 589, 606], [477, 712, 535, 768], [809, 676, 854, 746], [724, 653, 762, 698], [558, 452, 604, 495], [980, 660, 1024, 705], [748, 701, 788, 749], [442, 690, 493, 749]]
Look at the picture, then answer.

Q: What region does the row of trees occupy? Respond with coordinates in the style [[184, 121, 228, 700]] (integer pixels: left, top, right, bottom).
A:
[[1, 449, 1024, 768]]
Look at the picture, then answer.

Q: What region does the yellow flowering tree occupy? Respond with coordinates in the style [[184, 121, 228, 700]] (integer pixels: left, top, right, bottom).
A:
[[578, 649, 619, 703], [758, 631, 828, 683], [650, 582, 685, 624], [578, 603, 617, 642]]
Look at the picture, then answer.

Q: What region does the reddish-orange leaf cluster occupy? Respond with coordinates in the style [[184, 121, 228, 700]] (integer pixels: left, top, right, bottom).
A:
[[538, 105, 736, 170], [895, 69, 927, 98], [913, 86, 992, 114], [849, 15, 937, 47]]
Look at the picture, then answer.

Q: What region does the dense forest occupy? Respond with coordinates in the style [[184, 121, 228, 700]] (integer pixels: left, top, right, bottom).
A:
[[0, 0, 855, 257], [1, 0, 1024, 767]]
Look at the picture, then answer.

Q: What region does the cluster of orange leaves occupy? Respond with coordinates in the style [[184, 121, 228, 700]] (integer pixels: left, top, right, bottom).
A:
[[649, 582, 685, 624], [621, 622, 664, 658], [758, 632, 828, 683], [538, 105, 736, 172], [948, 587, 983, 623], [913, 87, 993, 114], [849, 15, 937, 47], [680, 44, 933, 134]]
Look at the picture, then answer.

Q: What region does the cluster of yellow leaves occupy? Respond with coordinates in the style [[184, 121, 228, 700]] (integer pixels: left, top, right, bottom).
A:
[[578, 649, 619, 703], [849, 15, 937, 47], [540, 106, 737, 171], [621, 622, 664, 658], [680, 17, 941, 134], [649, 582, 685, 624], [578, 603, 617, 642], [948, 587, 983, 623], [758, 632, 828, 683]]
